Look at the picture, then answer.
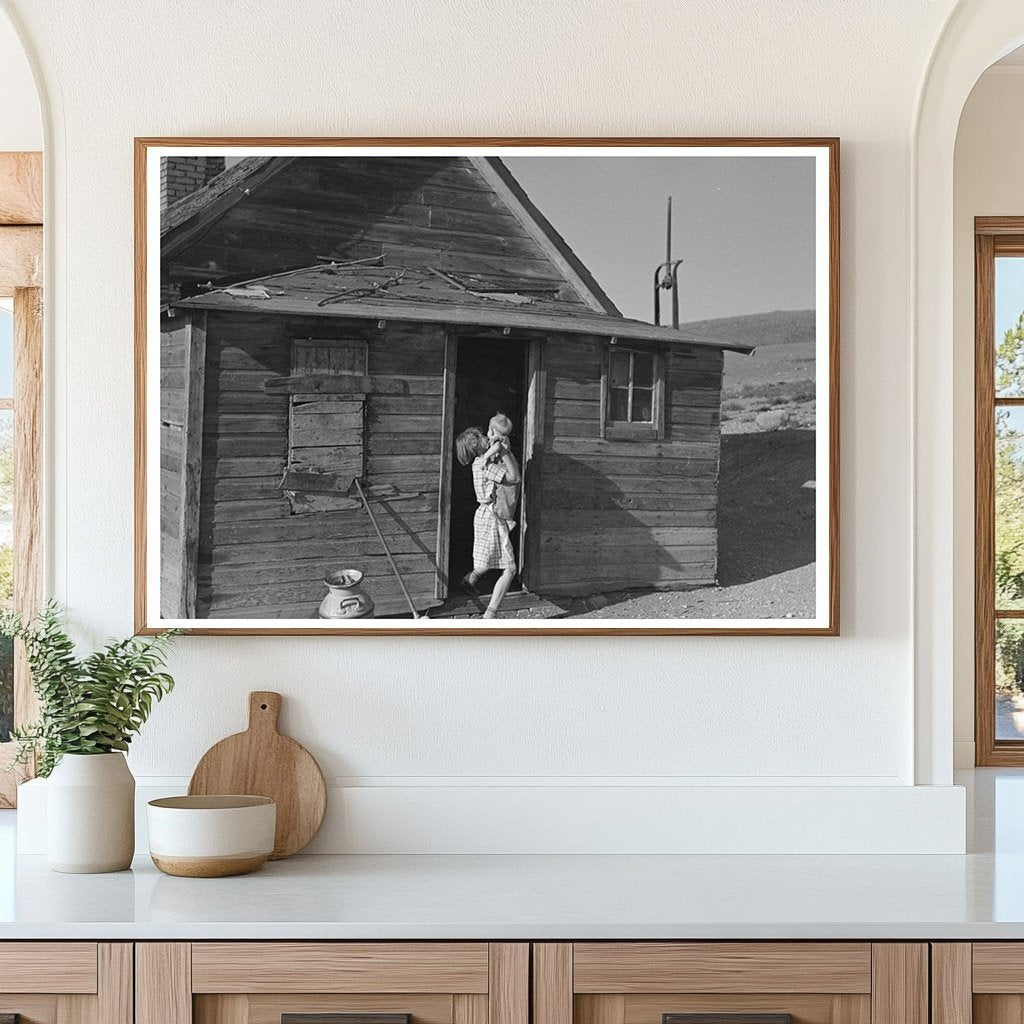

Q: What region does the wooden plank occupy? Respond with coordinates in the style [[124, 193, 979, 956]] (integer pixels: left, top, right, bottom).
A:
[[435, 333, 457, 600], [542, 470, 717, 493], [870, 945, 927, 1024], [0, 225, 42, 295], [536, 454, 717, 478], [542, 489, 718, 512], [543, 509, 717, 530], [195, 995, 248, 1024], [242, 995, 452, 1024], [13, 287, 42, 739], [522, 338, 546, 590], [136, 944, 191, 1024], [977, 228, 999, 765], [0, 152, 42, 224], [624, 994, 867, 1024], [98, 944, 133, 1024], [489, 944, 529, 1024], [971, 944, 1024, 991], [972, 995, 1024, 1024], [931, 944, 971, 1024], [533, 944, 572, 1024], [180, 312, 207, 618], [0, 943, 97, 993], [540, 527, 717, 549], [548, 437, 719, 461], [575, 996, 624, 1024], [453, 995, 488, 1024], [191, 942, 489, 993], [572, 943, 871, 994], [265, 375, 407, 395]]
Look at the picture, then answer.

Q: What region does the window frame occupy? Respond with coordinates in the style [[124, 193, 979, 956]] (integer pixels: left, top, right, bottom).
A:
[[0, 151, 44, 808], [600, 342, 665, 441], [975, 218, 1024, 765]]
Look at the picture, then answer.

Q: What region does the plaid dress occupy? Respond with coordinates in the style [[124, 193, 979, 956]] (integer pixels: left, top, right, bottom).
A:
[[471, 456, 517, 572]]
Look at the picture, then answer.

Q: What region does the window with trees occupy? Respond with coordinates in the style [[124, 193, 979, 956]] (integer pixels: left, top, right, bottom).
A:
[[976, 220, 1024, 764], [0, 151, 43, 806]]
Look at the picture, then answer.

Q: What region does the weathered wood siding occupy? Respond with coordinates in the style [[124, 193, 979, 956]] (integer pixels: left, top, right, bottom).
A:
[[533, 336, 724, 595], [159, 317, 189, 616], [164, 157, 593, 306], [195, 311, 445, 618]]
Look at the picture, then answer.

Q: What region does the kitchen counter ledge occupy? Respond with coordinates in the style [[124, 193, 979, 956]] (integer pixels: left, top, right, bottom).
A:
[[2, 850, 1024, 940]]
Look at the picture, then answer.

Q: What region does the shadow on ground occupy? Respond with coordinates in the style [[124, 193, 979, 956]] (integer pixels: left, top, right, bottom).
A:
[[716, 429, 817, 586]]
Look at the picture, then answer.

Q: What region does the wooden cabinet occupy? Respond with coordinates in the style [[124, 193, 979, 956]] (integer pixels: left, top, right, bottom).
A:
[[932, 943, 1024, 1024], [533, 944, 929, 1024], [136, 944, 528, 1024], [0, 942, 132, 1024], [0, 938, 961, 1024]]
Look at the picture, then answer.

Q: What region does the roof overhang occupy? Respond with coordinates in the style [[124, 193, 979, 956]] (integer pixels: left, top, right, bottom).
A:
[[172, 292, 755, 354]]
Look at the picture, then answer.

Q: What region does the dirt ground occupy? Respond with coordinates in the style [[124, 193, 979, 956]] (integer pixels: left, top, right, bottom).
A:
[[571, 563, 815, 619]]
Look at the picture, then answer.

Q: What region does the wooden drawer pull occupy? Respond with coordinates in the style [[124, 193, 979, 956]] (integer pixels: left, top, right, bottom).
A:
[[283, 1016, 411, 1024], [664, 1016, 795, 1024]]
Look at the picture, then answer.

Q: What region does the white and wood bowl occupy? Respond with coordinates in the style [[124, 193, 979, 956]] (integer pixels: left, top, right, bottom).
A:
[[147, 795, 276, 877]]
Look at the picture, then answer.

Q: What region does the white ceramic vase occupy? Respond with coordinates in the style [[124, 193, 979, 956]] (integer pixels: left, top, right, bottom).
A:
[[46, 752, 135, 873]]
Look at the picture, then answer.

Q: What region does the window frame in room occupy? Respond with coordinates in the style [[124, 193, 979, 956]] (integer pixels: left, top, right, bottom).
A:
[[975, 216, 1024, 766]]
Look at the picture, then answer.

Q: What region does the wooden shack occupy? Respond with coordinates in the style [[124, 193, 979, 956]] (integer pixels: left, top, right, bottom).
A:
[[159, 155, 752, 618]]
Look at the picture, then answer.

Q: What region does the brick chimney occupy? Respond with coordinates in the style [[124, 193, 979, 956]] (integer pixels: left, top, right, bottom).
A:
[[160, 156, 226, 210]]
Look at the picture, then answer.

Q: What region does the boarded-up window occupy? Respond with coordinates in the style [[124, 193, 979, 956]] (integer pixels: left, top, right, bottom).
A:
[[282, 338, 368, 513]]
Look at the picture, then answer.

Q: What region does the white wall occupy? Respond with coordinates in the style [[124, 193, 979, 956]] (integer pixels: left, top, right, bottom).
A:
[[0, 0, 973, 852], [952, 66, 1024, 767], [0, 8, 39, 152]]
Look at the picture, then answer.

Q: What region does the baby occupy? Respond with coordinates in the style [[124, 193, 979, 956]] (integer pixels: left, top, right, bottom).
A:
[[486, 413, 520, 522]]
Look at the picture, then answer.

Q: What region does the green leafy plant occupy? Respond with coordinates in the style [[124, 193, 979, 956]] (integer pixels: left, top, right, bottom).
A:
[[1, 603, 178, 777]]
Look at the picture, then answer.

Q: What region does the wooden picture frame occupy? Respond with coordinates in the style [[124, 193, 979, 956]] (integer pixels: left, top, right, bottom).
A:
[[136, 137, 840, 635]]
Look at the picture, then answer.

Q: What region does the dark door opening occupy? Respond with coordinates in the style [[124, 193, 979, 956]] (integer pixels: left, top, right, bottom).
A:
[[448, 336, 527, 590]]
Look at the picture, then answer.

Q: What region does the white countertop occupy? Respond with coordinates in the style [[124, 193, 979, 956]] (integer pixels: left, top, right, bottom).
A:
[[0, 848, 1022, 940], [1, 769, 1021, 941]]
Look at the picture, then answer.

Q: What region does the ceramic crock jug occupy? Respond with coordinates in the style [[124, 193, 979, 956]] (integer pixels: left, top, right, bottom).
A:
[[318, 569, 375, 619]]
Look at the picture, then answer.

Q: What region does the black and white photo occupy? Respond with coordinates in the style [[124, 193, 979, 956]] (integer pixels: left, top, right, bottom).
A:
[[138, 140, 838, 633]]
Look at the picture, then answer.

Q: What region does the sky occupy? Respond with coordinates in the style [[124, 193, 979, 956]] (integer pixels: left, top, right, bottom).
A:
[[504, 154, 817, 323], [997, 257, 1024, 340], [220, 152, 817, 324], [0, 310, 12, 397]]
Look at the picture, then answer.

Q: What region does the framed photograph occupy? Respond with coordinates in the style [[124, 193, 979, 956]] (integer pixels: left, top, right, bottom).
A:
[[135, 137, 838, 635]]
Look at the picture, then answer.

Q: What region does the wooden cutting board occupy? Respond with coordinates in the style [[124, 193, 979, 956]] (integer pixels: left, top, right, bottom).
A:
[[188, 691, 327, 859]]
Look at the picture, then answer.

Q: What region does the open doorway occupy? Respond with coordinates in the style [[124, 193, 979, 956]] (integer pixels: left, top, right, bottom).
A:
[[447, 336, 527, 590]]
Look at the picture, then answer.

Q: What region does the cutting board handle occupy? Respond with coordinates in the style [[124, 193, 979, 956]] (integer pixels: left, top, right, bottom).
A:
[[248, 691, 282, 734]]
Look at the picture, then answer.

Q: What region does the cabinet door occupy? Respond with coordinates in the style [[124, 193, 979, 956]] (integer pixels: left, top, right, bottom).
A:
[[940, 943, 1024, 1024], [534, 944, 928, 1024], [137, 943, 528, 1024], [0, 943, 131, 1024]]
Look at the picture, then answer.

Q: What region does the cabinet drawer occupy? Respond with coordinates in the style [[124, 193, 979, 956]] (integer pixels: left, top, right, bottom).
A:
[[0, 943, 130, 1024], [191, 943, 490, 994], [0, 942, 99, 994], [572, 944, 872, 994], [534, 944, 926, 1024], [139, 943, 528, 1024]]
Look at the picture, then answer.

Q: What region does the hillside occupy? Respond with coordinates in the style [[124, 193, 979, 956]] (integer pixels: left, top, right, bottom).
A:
[[678, 308, 816, 433]]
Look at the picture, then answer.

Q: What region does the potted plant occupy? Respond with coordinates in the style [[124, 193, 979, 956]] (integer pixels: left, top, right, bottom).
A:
[[2, 603, 178, 873]]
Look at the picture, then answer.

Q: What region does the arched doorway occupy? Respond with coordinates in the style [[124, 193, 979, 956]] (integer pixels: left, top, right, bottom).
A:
[[913, 1, 1024, 785]]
